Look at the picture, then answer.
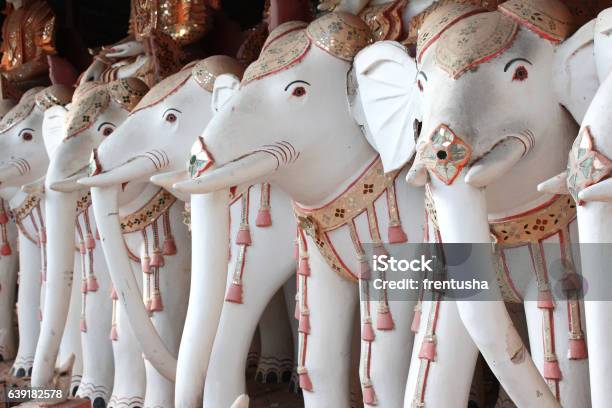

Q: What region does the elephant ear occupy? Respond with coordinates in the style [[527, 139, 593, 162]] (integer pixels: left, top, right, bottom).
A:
[[42, 105, 69, 158], [212, 74, 241, 114], [353, 41, 421, 172], [595, 8, 612, 82], [554, 18, 599, 123]]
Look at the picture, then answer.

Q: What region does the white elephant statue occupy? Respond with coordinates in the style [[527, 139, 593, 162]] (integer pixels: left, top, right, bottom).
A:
[[175, 13, 430, 408], [353, 0, 603, 407], [0, 86, 81, 384], [538, 8, 612, 407], [77, 55, 300, 407]]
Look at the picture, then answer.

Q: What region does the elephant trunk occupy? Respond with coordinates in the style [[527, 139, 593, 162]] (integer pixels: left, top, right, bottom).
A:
[[31, 189, 78, 387], [175, 191, 229, 406], [429, 175, 561, 407], [0, 164, 22, 187], [90, 185, 177, 381]]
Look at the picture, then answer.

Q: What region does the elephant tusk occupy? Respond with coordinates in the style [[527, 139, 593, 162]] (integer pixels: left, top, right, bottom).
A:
[[48, 168, 89, 193], [464, 136, 529, 188], [230, 395, 249, 408], [405, 161, 428, 186], [22, 175, 46, 194], [150, 169, 189, 190], [537, 171, 569, 195], [174, 151, 278, 194], [578, 178, 612, 203], [78, 156, 157, 188]]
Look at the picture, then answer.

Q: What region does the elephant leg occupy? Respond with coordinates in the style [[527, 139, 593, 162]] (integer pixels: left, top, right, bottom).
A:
[[11, 234, 42, 378], [0, 222, 18, 362], [301, 244, 358, 408], [256, 289, 294, 384], [403, 299, 478, 408], [77, 244, 114, 405]]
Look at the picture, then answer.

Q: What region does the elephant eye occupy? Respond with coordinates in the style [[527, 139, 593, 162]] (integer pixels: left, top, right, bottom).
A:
[[102, 127, 114, 136], [512, 66, 529, 82], [21, 132, 33, 141], [292, 86, 306, 97], [165, 113, 177, 123]]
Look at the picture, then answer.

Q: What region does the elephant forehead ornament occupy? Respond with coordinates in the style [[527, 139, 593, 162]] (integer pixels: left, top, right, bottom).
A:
[[0, 87, 44, 134], [242, 12, 372, 85], [566, 126, 612, 205]]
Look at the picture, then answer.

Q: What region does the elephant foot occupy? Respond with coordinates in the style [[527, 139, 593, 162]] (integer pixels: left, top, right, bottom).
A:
[[108, 394, 144, 408], [9, 356, 34, 380], [92, 397, 108, 408], [77, 381, 111, 407]]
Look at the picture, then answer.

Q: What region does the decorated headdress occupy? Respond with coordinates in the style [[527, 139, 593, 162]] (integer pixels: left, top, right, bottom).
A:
[[108, 78, 149, 111], [242, 12, 372, 85], [498, 0, 574, 42], [192, 55, 245, 92], [262, 21, 308, 51], [133, 67, 193, 113], [35, 85, 75, 111], [0, 87, 45, 134], [435, 11, 519, 79]]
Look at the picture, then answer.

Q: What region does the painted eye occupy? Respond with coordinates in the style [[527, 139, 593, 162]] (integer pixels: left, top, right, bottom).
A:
[[512, 66, 528, 81], [417, 80, 424, 92], [292, 86, 306, 97], [102, 127, 114, 136], [166, 113, 177, 122], [22, 132, 33, 141]]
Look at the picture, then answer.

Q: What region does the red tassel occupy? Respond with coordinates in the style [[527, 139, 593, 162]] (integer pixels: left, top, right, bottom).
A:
[[297, 367, 313, 391], [236, 226, 252, 246], [537, 290, 554, 309], [362, 319, 375, 342], [1, 243, 11, 256], [362, 382, 377, 406], [225, 281, 243, 303], [150, 291, 163, 312], [568, 338, 588, 360], [418, 335, 436, 361], [0, 212, 8, 224], [411, 304, 422, 333], [543, 359, 562, 380], [79, 242, 86, 255], [39, 230, 47, 245], [299, 309, 310, 334], [110, 286, 118, 300], [359, 259, 371, 280], [376, 307, 394, 330], [81, 280, 88, 294], [150, 250, 165, 267], [388, 224, 407, 244], [87, 276, 99, 292], [298, 257, 310, 276], [80, 317, 87, 332], [162, 236, 177, 255], [110, 325, 118, 341], [86, 234, 95, 250], [255, 208, 272, 227], [141, 256, 151, 273]]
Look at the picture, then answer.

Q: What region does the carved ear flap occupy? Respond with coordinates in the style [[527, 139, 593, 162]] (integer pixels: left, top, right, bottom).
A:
[[554, 19, 598, 123], [354, 41, 421, 172], [595, 8, 612, 82], [211, 74, 241, 114]]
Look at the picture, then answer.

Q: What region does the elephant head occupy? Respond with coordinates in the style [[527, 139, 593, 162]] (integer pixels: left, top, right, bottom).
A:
[[31, 79, 148, 387], [0, 86, 73, 190], [351, 0, 600, 404]]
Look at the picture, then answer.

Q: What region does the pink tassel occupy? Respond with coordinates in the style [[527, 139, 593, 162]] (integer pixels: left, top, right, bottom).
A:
[[537, 290, 554, 309], [359, 259, 371, 280], [543, 359, 562, 380], [362, 382, 377, 406], [411, 305, 422, 333], [568, 338, 588, 360], [162, 236, 177, 255], [1, 243, 11, 256], [110, 325, 118, 341], [86, 234, 95, 250], [299, 309, 311, 334], [39, 230, 47, 245], [388, 225, 407, 244], [87, 276, 99, 292], [81, 280, 88, 294], [376, 307, 394, 330], [236, 226, 252, 246], [362, 319, 375, 342], [150, 250, 165, 267], [110, 287, 118, 300], [80, 317, 87, 332], [255, 208, 272, 227], [298, 257, 310, 276], [0, 212, 8, 224], [79, 242, 86, 255], [298, 367, 313, 391], [225, 281, 243, 303], [418, 336, 436, 361], [150, 292, 164, 312], [141, 256, 151, 273]]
